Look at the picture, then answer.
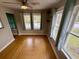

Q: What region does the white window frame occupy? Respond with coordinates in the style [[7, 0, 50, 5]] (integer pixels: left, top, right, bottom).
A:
[[61, 5, 79, 59], [0, 20, 3, 29], [23, 13, 42, 30], [32, 13, 41, 30], [50, 10, 63, 41], [24, 13, 31, 30]]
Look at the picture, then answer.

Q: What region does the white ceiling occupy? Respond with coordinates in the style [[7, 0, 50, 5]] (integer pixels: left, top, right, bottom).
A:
[[0, 0, 63, 10]]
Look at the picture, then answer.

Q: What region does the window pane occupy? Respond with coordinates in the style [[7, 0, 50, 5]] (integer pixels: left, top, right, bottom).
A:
[[64, 34, 79, 59], [63, 10, 79, 59], [24, 13, 31, 30], [71, 12, 79, 36], [51, 11, 63, 40], [33, 23, 41, 30], [0, 21, 2, 28], [33, 13, 41, 30]]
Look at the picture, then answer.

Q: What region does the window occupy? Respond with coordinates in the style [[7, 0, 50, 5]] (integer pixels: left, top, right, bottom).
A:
[[23, 13, 41, 30], [24, 13, 31, 30], [62, 8, 79, 59], [0, 20, 3, 29], [50, 10, 63, 41], [33, 13, 41, 30]]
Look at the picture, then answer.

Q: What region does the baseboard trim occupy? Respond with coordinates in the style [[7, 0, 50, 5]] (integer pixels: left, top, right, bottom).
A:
[[47, 36, 59, 59], [0, 39, 15, 52]]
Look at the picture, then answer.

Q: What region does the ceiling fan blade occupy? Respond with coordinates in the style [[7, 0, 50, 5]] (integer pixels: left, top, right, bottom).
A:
[[27, 1, 40, 5], [18, 0, 27, 3], [26, 4, 33, 8], [2, 2, 20, 4], [31, 2, 40, 5]]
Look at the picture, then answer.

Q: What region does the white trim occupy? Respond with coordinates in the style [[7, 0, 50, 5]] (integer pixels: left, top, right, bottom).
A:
[[18, 33, 47, 35], [56, 10, 63, 14], [61, 49, 70, 59], [0, 39, 15, 52], [47, 36, 59, 59]]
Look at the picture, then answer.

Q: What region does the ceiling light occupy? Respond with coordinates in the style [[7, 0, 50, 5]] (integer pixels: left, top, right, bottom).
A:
[[21, 5, 28, 9]]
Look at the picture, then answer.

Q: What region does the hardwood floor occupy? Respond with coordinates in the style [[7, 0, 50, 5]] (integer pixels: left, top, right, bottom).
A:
[[0, 35, 57, 59]]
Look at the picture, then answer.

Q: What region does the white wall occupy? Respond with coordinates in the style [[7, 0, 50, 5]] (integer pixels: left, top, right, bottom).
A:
[[0, 6, 15, 52]]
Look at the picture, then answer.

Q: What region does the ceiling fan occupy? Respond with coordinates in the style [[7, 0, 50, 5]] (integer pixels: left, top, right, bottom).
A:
[[1, 0, 40, 9]]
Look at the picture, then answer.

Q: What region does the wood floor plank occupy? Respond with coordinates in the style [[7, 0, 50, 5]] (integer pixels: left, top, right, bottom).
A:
[[0, 35, 57, 59]]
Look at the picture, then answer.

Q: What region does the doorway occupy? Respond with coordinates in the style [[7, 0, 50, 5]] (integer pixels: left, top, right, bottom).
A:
[[6, 13, 18, 35]]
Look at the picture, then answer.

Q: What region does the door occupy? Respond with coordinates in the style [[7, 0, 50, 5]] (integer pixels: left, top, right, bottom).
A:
[[6, 13, 18, 35]]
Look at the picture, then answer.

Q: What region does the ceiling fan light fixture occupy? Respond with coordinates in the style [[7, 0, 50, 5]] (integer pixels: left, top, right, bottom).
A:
[[21, 5, 28, 9]]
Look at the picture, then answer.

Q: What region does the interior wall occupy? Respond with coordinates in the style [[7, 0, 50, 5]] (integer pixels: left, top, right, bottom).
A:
[[14, 11, 51, 35], [76, 0, 79, 5], [45, 10, 53, 36], [0, 6, 15, 52]]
